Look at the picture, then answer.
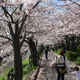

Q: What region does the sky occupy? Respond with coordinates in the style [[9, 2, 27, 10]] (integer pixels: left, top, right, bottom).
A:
[[10, 0, 80, 8], [10, 0, 64, 4], [53, 0, 64, 4]]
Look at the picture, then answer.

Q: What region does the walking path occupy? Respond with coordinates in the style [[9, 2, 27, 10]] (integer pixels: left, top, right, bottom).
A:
[[35, 51, 77, 80]]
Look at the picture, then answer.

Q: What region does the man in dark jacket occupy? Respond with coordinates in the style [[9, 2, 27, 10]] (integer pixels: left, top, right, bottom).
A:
[[45, 46, 50, 60]]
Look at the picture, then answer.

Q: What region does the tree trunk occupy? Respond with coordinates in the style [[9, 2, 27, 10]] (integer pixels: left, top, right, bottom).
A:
[[71, 34, 76, 52], [66, 39, 70, 51], [28, 38, 38, 66], [13, 36, 22, 80]]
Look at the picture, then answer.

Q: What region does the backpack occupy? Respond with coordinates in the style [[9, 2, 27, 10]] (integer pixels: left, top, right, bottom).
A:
[[56, 55, 67, 73]]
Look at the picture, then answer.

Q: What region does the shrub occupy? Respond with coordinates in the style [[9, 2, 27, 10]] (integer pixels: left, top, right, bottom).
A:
[[76, 45, 80, 56], [75, 57, 80, 65], [66, 51, 77, 61], [55, 49, 62, 55]]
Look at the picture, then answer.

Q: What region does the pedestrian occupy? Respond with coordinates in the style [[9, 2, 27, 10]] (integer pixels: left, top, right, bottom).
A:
[[45, 46, 50, 60], [7, 68, 15, 80], [0, 57, 2, 65], [50, 49, 71, 80], [69, 66, 80, 80]]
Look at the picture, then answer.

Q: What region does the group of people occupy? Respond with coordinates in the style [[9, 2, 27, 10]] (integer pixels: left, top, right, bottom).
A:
[[44, 47, 80, 80]]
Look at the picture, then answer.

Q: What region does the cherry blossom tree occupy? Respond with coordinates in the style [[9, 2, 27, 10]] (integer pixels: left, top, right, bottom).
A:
[[0, 0, 41, 80], [0, 0, 80, 79]]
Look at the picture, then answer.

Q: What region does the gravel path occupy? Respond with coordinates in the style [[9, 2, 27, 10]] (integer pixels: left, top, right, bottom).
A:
[[36, 51, 76, 80]]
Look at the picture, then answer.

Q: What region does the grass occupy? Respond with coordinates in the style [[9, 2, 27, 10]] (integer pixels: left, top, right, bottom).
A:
[[0, 67, 13, 80], [0, 58, 37, 80]]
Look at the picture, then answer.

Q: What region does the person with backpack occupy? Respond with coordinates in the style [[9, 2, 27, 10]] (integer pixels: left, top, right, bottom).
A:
[[50, 49, 71, 80]]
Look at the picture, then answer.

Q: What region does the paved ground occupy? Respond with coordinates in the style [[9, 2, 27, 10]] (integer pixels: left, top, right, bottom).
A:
[[36, 51, 76, 80]]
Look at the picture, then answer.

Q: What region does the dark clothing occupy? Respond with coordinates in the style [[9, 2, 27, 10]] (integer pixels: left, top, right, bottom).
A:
[[45, 48, 50, 60], [45, 49, 49, 53], [57, 71, 65, 80], [45, 52, 48, 60]]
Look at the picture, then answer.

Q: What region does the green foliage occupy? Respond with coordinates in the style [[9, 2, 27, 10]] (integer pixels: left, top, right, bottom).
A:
[[55, 49, 77, 61], [75, 57, 80, 65], [0, 67, 13, 80], [76, 45, 80, 56], [66, 51, 77, 61], [22, 58, 29, 64], [0, 76, 6, 80], [55, 49, 62, 55], [22, 58, 36, 76], [22, 58, 29, 68], [0, 58, 37, 80], [56, 49, 80, 65]]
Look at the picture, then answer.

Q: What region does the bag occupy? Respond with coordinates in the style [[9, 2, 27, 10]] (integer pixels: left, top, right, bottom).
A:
[[56, 63, 67, 73], [50, 60, 57, 69], [59, 68, 67, 73]]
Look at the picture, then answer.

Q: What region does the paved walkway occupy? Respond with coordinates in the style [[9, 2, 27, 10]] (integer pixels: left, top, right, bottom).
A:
[[36, 51, 76, 80]]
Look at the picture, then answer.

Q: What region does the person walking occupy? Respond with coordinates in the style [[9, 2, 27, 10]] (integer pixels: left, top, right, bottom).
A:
[[50, 49, 71, 80], [45, 46, 50, 60], [56, 50, 71, 80]]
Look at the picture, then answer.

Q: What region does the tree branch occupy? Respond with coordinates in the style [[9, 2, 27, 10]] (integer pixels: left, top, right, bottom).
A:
[[69, 0, 80, 6], [0, 35, 13, 42], [20, 32, 26, 49], [1, 6, 15, 23], [18, 14, 28, 36], [32, 0, 41, 9], [8, 22, 14, 39]]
